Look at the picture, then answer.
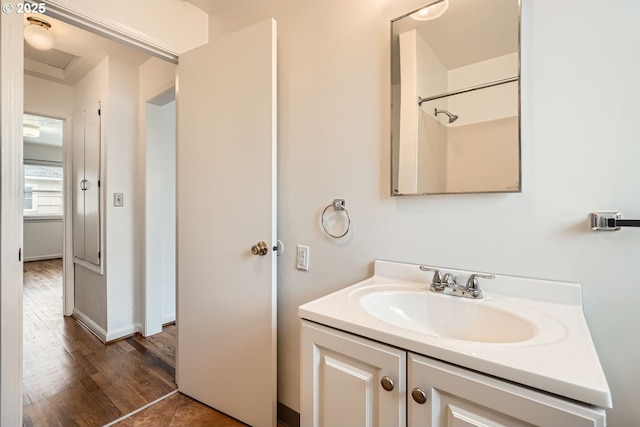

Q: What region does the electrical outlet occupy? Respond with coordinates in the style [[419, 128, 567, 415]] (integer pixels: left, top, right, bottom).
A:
[[296, 245, 310, 271], [114, 193, 124, 207]]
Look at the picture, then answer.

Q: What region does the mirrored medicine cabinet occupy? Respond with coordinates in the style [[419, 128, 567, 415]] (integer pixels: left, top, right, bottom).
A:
[[391, 0, 521, 196]]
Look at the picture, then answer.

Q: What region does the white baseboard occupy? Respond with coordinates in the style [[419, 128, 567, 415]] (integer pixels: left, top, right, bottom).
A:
[[72, 308, 107, 342], [24, 254, 63, 262], [106, 323, 141, 342], [73, 309, 142, 342]]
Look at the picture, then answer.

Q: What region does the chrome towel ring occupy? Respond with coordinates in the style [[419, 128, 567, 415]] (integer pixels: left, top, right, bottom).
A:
[[321, 199, 351, 239]]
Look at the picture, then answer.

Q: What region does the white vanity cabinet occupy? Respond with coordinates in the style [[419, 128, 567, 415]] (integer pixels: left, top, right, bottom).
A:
[[302, 321, 606, 427], [301, 321, 407, 427], [408, 353, 606, 427]]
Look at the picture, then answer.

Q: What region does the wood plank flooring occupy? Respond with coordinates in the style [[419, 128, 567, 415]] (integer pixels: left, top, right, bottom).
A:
[[22, 259, 247, 427], [111, 392, 247, 427]]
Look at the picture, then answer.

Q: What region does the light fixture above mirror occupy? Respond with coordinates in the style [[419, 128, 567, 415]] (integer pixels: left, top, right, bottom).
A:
[[410, 0, 450, 21]]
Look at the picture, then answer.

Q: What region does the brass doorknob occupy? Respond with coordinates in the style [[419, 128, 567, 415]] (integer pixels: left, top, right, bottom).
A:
[[251, 241, 269, 256]]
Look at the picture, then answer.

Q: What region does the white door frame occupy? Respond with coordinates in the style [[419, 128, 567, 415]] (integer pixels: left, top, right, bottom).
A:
[[143, 87, 176, 337], [23, 108, 74, 316], [0, 8, 180, 425], [1, 11, 25, 427]]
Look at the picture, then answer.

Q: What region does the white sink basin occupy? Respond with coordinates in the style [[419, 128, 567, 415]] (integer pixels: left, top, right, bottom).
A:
[[298, 260, 612, 408], [349, 284, 566, 346], [359, 290, 535, 343]]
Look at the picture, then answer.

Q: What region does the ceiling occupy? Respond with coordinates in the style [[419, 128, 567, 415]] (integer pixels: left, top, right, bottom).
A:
[[394, 0, 519, 70], [23, 13, 151, 87], [24, 113, 64, 147], [21, 1, 216, 147], [22, 7, 185, 147], [23, 0, 518, 147]]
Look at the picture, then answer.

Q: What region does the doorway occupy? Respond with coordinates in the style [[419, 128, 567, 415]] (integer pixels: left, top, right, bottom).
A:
[[22, 113, 65, 265], [144, 88, 177, 336], [21, 11, 180, 426]]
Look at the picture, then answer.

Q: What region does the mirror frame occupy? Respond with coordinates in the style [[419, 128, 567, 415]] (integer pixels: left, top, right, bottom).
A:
[[390, 0, 522, 196]]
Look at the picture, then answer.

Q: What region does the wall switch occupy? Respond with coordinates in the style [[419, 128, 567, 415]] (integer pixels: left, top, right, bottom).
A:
[[296, 245, 310, 271], [114, 193, 124, 207]]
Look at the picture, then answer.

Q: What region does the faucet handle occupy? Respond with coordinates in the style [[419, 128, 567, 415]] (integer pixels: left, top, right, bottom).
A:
[[419, 266, 444, 290], [464, 273, 495, 298], [442, 272, 457, 286]]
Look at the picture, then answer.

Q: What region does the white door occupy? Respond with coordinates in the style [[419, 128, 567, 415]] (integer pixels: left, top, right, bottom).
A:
[[177, 18, 277, 427]]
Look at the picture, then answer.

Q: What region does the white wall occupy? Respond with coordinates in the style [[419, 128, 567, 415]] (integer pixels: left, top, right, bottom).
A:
[[208, 1, 640, 425], [24, 142, 63, 163], [138, 57, 177, 335], [104, 55, 140, 339], [448, 53, 518, 126], [23, 219, 63, 261], [146, 100, 176, 325], [24, 74, 74, 116], [73, 57, 108, 332]]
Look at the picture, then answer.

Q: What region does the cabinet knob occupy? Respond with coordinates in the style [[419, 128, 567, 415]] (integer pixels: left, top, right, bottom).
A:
[[380, 376, 394, 391], [411, 388, 427, 404]]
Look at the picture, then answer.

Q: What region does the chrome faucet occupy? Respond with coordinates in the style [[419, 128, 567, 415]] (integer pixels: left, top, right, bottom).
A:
[[464, 273, 495, 299], [419, 266, 494, 299], [419, 266, 447, 291]]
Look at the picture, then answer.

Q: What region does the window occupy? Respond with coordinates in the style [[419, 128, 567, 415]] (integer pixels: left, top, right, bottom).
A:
[[24, 185, 34, 210], [23, 163, 63, 217]]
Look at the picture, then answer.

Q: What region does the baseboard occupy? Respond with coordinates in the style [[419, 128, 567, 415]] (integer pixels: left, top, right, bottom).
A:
[[106, 323, 141, 342], [278, 401, 300, 427], [24, 254, 63, 262], [72, 309, 107, 342]]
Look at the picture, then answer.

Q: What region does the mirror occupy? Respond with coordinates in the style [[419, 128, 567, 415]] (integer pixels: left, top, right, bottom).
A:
[[391, 0, 521, 195]]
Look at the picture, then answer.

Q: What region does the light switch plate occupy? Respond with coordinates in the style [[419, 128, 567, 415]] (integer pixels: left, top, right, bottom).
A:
[[296, 245, 309, 271], [114, 193, 124, 207]]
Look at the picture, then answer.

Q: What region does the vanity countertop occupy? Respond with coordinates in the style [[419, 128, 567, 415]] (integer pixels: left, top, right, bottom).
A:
[[298, 260, 612, 408]]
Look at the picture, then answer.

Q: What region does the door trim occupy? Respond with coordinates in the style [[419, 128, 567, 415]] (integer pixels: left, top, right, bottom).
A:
[[1, 7, 180, 425], [42, 1, 179, 63], [1, 11, 24, 427], [23, 108, 73, 316]]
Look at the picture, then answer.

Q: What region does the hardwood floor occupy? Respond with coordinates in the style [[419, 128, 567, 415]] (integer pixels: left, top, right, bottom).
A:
[[111, 392, 247, 427], [23, 259, 283, 427]]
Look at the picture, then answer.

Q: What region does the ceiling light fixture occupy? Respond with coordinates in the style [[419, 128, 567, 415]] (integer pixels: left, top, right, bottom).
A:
[[410, 0, 450, 21], [24, 16, 54, 51], [23, 123, 40, 138]]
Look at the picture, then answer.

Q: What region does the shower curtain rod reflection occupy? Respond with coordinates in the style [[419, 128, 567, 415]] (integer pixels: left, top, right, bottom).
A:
[[418, 76, 519, 106]]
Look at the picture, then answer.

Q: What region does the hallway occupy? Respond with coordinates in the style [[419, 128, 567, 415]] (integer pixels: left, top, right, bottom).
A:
[[23, 259, 178, 426], [22, 259, 251, 426]]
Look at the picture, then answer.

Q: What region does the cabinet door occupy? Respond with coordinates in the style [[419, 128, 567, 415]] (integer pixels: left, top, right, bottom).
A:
[[72, 110, 85, 260], [73, 103, 101, 266], [408, 353, 605, 427], [82, 103, 101, 266], [301, 321, 406, 427]]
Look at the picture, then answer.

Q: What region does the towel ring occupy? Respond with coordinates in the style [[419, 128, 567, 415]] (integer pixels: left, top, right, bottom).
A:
[[321, 199, 351, 239]]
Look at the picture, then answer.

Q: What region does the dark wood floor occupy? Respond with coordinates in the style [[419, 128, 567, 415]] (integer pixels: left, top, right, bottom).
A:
[[111, 392, 247, 427], [22, 259, 245, 427]]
